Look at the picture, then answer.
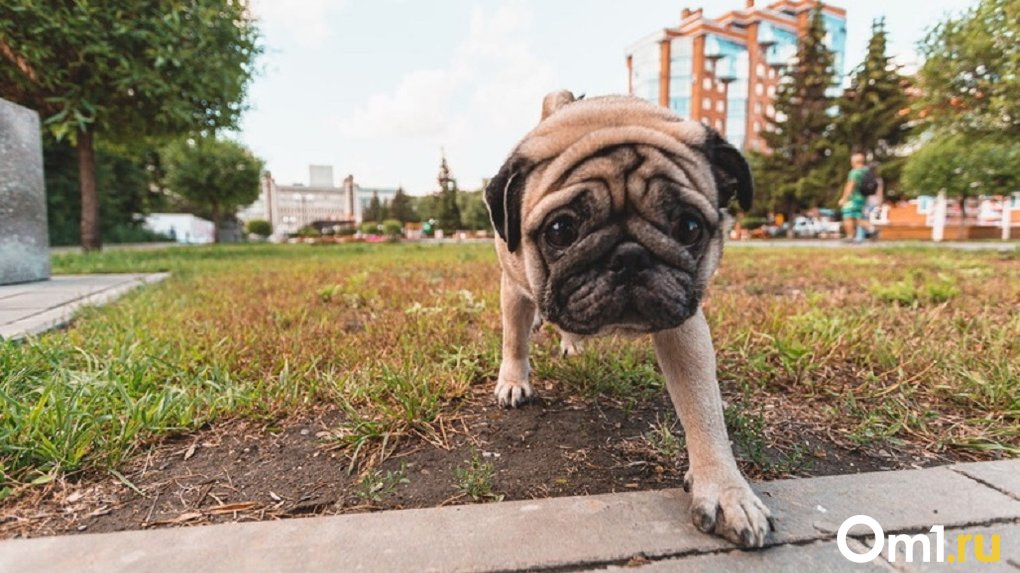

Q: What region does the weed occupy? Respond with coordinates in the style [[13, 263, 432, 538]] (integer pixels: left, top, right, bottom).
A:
[[453, 451, 502, 501], [643, 414, 684, 461], [355, 463, 410, 503]]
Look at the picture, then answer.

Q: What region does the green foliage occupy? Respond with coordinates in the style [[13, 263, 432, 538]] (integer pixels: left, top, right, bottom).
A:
[[163, 137, 264, 240], [381, 219, 403, 237], [902, 133, 1020, 198], [457, 190, 493, 231], [755, 8, 838, 215], [43, 136, 170, 246], [245, 219, 272, 238], [363, 192, 384, 223], [355, 463, 409, 503], [0, 0, 262, 248], [453, 451, 501, 501], [917, 0, 1020, 136], [833, 18, 913, 192], [0, 1, 261, 142], [387, 188, 418, 223], [296, 225, 320, 238], [436, 188, 462, 233], [359, 221, 382, 235]]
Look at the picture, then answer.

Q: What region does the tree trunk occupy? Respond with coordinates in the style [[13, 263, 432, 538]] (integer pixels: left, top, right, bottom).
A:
[[211, 202, 221, 244], [78, 130, 101, 251]]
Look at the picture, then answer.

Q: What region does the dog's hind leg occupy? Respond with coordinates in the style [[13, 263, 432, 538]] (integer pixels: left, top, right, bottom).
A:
[[558, 330, 584, 358]]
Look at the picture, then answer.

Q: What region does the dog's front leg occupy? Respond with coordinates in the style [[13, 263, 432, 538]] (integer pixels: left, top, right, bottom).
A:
[[494, 272, 536, 408], [652, 308, 772, 548]]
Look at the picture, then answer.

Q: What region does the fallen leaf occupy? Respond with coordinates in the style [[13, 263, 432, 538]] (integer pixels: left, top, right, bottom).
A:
[[208, 502, 259, 515], [184, 443, 197, 461], [269, 491, 282, 502], [147, 511, 203, 527]]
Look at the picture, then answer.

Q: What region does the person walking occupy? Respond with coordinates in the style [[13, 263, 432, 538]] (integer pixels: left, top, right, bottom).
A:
[[838, 153, 870, 242]]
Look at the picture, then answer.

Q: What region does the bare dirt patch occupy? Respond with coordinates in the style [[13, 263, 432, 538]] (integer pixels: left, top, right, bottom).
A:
[[1, 380, 955, 539]]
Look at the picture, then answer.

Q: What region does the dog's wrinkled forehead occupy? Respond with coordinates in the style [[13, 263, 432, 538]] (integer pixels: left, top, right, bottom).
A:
[[485, 91, 753, 253]]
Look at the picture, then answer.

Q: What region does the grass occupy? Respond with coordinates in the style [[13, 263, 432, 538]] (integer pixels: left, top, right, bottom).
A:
[[1, 242, 1018, 496]]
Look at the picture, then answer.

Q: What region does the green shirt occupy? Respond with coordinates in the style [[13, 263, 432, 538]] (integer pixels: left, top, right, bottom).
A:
[[848, 167, 869, 196]]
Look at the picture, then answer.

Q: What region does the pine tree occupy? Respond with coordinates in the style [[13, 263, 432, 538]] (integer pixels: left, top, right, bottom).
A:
[[434, 153, 462, 232], [364, 192, 382, 222], [756, 7, 837, 217], [835, 18, 912, 164], [388, 187, 418, 223]]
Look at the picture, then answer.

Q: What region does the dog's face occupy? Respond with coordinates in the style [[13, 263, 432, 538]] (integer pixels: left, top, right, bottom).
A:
[[486, 91, 752, 336]]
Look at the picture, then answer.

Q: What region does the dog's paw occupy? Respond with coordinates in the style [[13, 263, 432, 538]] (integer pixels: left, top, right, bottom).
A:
[[559, 332, 584, 358], [494, 378, 534, 408], [688, 477, 772, 548]]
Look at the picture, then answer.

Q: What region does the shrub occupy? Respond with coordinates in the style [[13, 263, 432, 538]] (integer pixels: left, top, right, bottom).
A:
[[245, 219, 272, 238], [360, 221, 382, 235], [296, 225, 320, 238], [382, 219, 403, 237]]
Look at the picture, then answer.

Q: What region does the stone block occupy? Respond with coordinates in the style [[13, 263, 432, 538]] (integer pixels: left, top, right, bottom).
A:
[[0, 97, 50, 285]]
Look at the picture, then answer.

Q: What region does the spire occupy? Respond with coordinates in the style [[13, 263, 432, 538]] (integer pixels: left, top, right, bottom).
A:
[[437, 148, 456, 192]]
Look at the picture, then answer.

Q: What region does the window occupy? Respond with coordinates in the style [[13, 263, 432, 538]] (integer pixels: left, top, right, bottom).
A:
[[703, 77, 713, 90], [702, 98, 711, 110], [754, 102, 762, 114], [756, 63, 765, 78], [716, 100, 725, 112], [755, 83, 764, 96]]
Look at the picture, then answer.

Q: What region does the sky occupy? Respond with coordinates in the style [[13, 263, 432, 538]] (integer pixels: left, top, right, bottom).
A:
[[239, 0, 977, 196]]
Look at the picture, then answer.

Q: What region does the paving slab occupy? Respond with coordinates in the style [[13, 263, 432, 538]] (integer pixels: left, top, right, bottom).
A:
[[759, 466, 1020, 541], [595, 539, 896, 572], [0, 273, 169, 340], [951, 460, 1020, 500], [866, 523, 1020, 572], [1, 462, 1018, 573]]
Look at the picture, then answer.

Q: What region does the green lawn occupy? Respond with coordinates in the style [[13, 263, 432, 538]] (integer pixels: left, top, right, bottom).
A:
[[1, 243, 1017, 495]]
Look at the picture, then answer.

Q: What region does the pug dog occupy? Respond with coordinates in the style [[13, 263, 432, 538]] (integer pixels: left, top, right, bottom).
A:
[[483, 91, 772, 548]]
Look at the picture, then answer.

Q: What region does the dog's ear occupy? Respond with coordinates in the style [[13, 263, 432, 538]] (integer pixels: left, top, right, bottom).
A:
[[541, 90, 576, 120], [703, 127, 753, 211], [485, 154, 530, 253]]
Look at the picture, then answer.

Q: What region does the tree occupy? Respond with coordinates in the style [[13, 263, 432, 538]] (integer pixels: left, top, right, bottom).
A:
[[163, 137, 263, 242], [388, 187, 418, 223], [246, 219, 272, 239], [43, 136, 169, 245], [363, 192, 383, 222], [835, 19, 913, 168], [917, 0, 1020, 137], [0, 1, 261, 250], [457, 190, 493, 231], [902, 133, 1020, 199], [755, 7, 837, 217]]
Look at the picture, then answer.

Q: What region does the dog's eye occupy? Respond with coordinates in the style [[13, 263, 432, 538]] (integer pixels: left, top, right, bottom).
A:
[[672, 213, 704, 246], [545, 215, 579, 249]]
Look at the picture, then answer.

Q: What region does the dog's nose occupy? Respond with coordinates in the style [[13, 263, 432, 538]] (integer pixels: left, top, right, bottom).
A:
[[608, 242, 651, 274]]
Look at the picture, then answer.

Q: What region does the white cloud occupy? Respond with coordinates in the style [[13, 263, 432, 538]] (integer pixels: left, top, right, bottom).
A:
[[252, 0, 347, 46], [334, 1, 556, 193]]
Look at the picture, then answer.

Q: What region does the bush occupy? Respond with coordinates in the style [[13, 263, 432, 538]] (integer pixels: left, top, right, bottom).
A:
[[741, 216, 766, 230], [296, 225, 320, 238], [382, 219, 403, 237], [245, 219, 272, 238], [360, 221, 382, 235]]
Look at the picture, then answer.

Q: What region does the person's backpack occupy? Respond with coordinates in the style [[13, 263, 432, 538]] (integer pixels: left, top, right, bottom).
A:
[[859, 166, 879, 196]]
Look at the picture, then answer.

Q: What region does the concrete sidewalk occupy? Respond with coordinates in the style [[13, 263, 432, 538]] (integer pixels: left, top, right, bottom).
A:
[[2, 460, 1017, 572], [0, 273, 169, 340]]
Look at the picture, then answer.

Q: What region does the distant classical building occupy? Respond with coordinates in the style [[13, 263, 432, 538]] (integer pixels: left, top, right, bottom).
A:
[[237, 165, 399, 238], [625, 0, 847, 151]]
